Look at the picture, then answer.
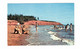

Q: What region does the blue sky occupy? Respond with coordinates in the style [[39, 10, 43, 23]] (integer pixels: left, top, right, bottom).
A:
[[8, 3, 74, 24]]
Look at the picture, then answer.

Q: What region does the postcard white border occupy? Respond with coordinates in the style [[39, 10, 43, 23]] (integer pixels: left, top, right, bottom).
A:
[[0, 0, 80, 49]]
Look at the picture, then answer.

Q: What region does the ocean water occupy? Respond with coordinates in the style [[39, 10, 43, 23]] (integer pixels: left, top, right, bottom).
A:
[[26, 25, 74, 45]]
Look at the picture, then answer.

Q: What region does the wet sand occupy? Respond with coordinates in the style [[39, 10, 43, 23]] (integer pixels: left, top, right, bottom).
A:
[[8, 25, 30, 46]]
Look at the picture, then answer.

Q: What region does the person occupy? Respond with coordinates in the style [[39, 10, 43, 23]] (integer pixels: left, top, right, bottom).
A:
[[65, 24, 69, 32], [58, 27, 63, 30], [14, 24, 22, 34], [54, 25, 57, 29], [22, 25, 25, 34], [35, 22, 38, 32], [14, 26, 19, 34], [70, 23, 72, 32], [17, 23, 22, 34]]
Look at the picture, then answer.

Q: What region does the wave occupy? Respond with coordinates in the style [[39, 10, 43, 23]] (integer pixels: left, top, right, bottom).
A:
[[62, 38, 74, 45], [48, 31, 74, 45], [48, 31, 57, 35], [50, 35, 62, 41]]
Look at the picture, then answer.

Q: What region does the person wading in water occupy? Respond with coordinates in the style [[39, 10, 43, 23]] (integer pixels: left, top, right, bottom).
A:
[[65, 24, 69, 32], [70, 23, 72, 32], [35, 22, 38, 32]]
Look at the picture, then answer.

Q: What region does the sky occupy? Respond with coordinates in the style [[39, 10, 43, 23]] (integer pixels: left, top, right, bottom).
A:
[[8, 3, 74, 24]]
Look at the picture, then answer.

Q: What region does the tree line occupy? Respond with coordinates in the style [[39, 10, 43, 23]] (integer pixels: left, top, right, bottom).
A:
[[8, 14, 37, 24]]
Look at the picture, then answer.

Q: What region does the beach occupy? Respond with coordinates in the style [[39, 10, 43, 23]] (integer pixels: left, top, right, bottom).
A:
[[8, 25, 30, 46], [8, 20, 74, 45], [8, 25, 74, 45]]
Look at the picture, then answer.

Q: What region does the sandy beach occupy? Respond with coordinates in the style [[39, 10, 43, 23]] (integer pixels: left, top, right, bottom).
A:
[[8, 20, 62, 46], [8, 20, 74, 45], [8, 25, 30, 46]]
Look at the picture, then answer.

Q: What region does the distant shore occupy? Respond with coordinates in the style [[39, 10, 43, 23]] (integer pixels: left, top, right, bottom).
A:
[[8, 20, 63, 25]]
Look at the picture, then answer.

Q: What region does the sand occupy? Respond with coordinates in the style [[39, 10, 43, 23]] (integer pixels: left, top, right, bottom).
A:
[[8, 25, 30, 46]]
